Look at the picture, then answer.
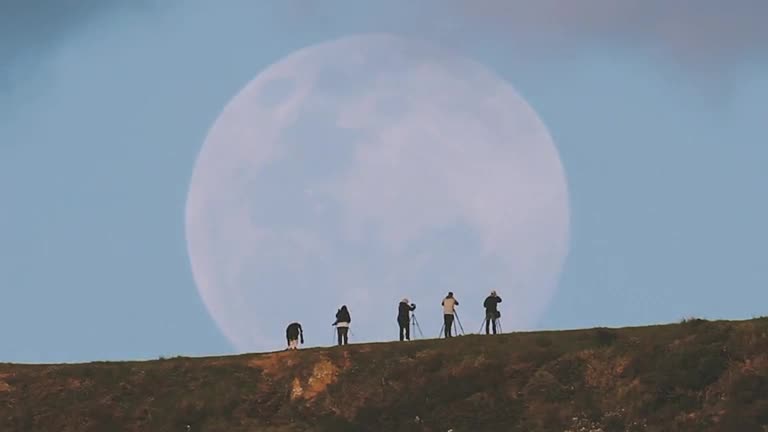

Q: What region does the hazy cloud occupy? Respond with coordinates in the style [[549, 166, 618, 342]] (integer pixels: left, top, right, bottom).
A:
[[446, 0, 767, 65], [0, 0, 155, 87]]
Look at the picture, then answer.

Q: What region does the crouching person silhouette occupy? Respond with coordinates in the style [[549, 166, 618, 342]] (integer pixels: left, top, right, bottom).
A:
[[286, 322, 304, 350], [332, 305, 351, 346]]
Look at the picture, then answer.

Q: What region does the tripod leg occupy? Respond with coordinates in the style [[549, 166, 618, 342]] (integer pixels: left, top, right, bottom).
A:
[[411, 313, 424, 339], [415, 318, 424, 338]]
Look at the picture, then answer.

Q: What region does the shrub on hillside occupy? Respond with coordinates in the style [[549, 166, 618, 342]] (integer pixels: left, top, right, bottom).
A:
[[535, 335, 553, 348], [524, 370, 573, 402], [662, 345, 728, 391], [601, 410, 627, 432], [729, 373, 768, 405], [718, 409, 767, 432], [518, 347, 563, 365], [593, 328, 619, 347], [546, 356, 585, 387], [629, 338, 728, 394]]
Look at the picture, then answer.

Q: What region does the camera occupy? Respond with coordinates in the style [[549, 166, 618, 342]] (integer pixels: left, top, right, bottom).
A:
[[411, 303, 416, 309]]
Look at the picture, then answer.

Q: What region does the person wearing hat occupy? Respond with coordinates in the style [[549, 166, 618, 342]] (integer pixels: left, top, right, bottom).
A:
[[483, 290, 503, 334], [397, 298, 416, 341]]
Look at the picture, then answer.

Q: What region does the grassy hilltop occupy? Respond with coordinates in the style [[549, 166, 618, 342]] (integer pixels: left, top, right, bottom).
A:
[[1, 317, 767, 432]]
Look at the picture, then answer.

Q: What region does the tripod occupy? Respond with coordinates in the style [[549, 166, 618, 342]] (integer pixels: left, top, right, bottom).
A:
[[439, 310, 465, 338], [478, 315, 503, 334], [411, 312, 424, 338]]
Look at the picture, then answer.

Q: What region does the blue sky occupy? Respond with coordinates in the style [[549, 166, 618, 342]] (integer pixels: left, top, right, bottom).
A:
[[1, 1, 766, 363]]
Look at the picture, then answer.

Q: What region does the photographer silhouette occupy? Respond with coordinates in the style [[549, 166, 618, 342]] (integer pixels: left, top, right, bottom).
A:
[[397, 299, 416, 341], [482, 291, 503, 334]]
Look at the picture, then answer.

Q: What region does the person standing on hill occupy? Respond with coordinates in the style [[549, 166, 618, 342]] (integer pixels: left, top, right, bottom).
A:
[[483, 290, 503, 334], [441, 292, 459, 338], [397, 298, 416, 341], [286, 322, 304, 350], [332, 305, 351, 346]]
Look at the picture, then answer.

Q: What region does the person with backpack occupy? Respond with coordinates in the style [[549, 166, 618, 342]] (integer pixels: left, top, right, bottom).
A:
[[441, 292, 459, 337], [285, 322, 304, 350], [332, 305, 351, 346], [483, 290, 503, 334]]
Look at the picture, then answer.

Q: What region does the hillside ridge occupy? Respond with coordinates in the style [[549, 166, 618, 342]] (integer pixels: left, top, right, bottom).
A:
[[1, 317, 767, 431]]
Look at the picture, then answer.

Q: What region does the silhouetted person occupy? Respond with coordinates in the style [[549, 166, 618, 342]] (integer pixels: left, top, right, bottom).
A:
[[286, 322, 304, 350], [332, 305, 351, 345], [483, 290, 503, 334], [398, 298, 416, 341], [441, 292, 459, 337]]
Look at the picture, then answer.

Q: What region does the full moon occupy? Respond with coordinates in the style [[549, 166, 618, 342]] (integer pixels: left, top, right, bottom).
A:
[[185, 33, 570, 352]]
